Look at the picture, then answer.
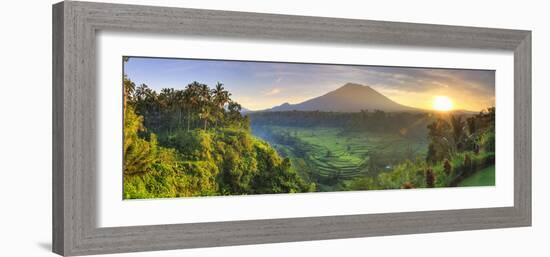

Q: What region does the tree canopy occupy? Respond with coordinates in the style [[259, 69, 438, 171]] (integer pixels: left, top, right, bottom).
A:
[[123, 78, 314, 199]]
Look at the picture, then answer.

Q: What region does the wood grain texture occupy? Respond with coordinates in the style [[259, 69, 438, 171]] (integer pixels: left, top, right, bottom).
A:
[[514, 32, 532, 224], [52, 2, 65, 255], [52, 1, 532, 256]]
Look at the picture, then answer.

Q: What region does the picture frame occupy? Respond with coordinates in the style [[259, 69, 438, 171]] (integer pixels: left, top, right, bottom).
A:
[[52, 1, 531, 256]]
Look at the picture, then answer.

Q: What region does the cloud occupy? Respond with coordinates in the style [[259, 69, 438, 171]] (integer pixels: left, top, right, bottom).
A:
[[126, 57, 495, 111], [264, 88, 282, 96]]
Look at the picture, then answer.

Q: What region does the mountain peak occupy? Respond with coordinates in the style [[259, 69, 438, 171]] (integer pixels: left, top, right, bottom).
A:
[[268, 83, 419, 113], [341, 82, 369, 89]]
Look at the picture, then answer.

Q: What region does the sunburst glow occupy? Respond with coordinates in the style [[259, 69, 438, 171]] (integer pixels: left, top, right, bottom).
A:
[[432, 96, 454, 111]]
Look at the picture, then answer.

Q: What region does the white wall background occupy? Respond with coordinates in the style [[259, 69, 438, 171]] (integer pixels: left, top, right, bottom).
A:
[[0, 0, 547, 256]]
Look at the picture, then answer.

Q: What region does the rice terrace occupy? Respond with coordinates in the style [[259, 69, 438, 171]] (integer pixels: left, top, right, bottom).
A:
[[251, 126, 429, 191], [122, 57, 496, 199]]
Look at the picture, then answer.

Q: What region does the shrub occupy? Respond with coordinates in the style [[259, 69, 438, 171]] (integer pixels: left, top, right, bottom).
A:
[[376, 160, 424, 189], [425, 168, 435, 188], [401, 182, 414, 189], [480, 131, 495, 152], [463, 153, 473, 176], [443, 159, 452, 176]]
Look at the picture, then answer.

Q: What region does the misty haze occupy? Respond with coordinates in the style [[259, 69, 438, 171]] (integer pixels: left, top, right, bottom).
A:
[[122, 57, 496, 199]]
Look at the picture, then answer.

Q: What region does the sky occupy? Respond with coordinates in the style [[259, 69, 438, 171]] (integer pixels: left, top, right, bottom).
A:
[[124, 57, 495, 112]]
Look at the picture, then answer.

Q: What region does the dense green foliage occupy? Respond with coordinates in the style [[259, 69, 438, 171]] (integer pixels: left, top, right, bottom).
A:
[[128, 79, 249, 133], [347, 109, 496, 190], [123, 77, 313, 199], [123, 69, 495, 198], [124, 105, 219, 198], [348, 151, 495, 190], [253, 111, 495, 191], [250, 110, 430, 137]]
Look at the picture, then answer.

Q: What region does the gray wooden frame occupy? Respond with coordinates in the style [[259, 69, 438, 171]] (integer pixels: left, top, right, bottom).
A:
[[52, 1, 531, 256]]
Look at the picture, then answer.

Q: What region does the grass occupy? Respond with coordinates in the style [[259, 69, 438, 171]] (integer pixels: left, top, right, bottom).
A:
[[458, 165, 495, 187]]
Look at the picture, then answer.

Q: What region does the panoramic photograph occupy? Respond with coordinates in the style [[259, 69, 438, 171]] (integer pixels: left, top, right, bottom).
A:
[[122, 57, 496, 199]]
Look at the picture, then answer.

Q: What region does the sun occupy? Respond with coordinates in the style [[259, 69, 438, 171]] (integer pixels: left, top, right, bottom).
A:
[[432, 96, 454, 111]]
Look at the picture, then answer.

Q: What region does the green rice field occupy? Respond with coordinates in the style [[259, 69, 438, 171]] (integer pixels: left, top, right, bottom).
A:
[[252, 126, 428, 190]]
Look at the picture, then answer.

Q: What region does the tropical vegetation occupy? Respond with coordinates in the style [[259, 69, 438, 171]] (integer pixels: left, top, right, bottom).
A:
[[123, 77, 314, 199], [123, 76, 495, 199]]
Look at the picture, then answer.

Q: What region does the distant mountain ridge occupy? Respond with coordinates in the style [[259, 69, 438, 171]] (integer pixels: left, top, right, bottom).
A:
[[267, 83, 421, 113]]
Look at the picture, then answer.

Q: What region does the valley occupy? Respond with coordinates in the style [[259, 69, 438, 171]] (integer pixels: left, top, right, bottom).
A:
[[252, 125, 429, 191], [122, 54, 497, 199], [247, 83, 496, 191]]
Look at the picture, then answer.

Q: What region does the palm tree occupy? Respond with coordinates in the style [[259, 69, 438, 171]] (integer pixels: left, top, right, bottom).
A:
[[211, 82, 231, 127], [211, 82, 224, 102], [226, 100, 242, 126], [450, 115, 465, 151], [213, 82, 231, 107], [182, 89, 192, 131], [159, 88, 178, 132], [199, 83, 212, 130], [185, 81, 201, 131], [174, 90, 186, 128], [427, 118, 453, 162]]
